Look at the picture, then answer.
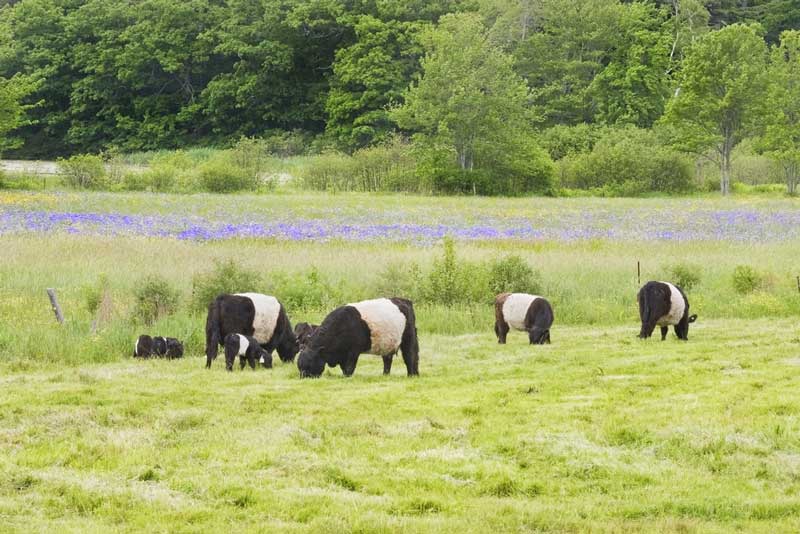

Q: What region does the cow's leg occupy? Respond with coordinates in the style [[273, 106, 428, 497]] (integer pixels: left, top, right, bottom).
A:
[[341, 353, 360, 377], [240, 354, 247, 370], [400, 328, 420, 376], [495, 319, 509, 344], [248, 350, 257, 370], [675, 318, 689, 341], [660, 326, 669, 341], [382, 354, 394, 375], [639, 320, 657, 339]]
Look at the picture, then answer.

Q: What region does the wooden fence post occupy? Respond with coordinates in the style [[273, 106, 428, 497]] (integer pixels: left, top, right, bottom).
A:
[[46, 288, 64, 324]]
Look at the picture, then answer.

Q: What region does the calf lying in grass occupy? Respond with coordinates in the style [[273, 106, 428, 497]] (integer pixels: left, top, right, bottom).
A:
[[134, 335, 184, 359]]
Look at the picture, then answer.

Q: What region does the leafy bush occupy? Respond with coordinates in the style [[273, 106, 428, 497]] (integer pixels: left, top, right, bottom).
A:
[[198, 153, 259, 193], [133, 275, 180, 325], [538, 124, 606, 160], [259, 130, 312, 157], [269, 267, 342, 312], [123, 167, 176, 192], [191, 260, 263, 312], [732, 265, 762, 294], [422, 237, 488, 304], [669, 263, 701, 291], [58, 155, 108, 189], [375, 262, 424, 302], [299, 138, 415, 192], [561, 127, 693, 195], [488, 255, 542, 297]]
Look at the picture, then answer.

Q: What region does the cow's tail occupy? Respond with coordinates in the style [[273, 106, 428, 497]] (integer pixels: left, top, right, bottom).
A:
[[205, 297, 222, 366], [638, 287, 649, 338]]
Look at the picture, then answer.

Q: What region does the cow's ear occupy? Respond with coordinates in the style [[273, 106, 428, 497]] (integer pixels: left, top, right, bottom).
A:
[[688, 314, 697, 323]]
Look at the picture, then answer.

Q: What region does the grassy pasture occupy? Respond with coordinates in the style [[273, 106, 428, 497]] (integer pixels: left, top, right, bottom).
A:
[[1, 190, 800, 531], [1, 320, 800, 533]]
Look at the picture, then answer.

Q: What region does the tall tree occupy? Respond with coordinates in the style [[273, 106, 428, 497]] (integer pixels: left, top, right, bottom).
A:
[[761, 30, 800, 194], [662, 23, 768, 195], [0, 74, 36, 153], [392, 12, 553, 194]]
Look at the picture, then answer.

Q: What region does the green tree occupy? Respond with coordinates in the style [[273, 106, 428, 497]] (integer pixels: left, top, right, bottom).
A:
[[662, 23, 768, 195], [325, 16, 425, 149], [392, 12, 553, 195], [0, 74, 35, 153], [761, 30, 800, 194]]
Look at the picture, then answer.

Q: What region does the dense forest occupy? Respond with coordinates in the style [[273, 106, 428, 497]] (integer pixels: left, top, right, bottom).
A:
[[1, 0, 799, 195]]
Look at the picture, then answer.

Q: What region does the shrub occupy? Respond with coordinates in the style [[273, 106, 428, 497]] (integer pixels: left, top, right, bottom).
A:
[[299, 138, 415, 192], [375, 262, 424, 302], [538, 124, 606, 160], [198, 153, 259, 193], [259, 130, 312, 157], [269, 267, 342, 312], [561, 127, 693, 195], [191, 260, 263, 312], [732, 265, 762, 294], [123, 166, 176, 192], [58, 154, 108, 189], [133, 275, 180, 325], [669, 263, 701, 291], [488, 255, 542, 298], [423, 237, 488, 304]]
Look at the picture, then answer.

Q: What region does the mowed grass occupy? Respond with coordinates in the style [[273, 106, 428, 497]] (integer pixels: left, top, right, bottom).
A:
[[1, 319, 800, 533]]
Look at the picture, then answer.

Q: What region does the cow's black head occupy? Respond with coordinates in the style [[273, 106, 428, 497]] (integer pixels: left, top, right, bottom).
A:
[[529, 327, 550, 345], [259, 348, 273, 369], [297, 346, 325, 378], [293, 322, 319, 352]]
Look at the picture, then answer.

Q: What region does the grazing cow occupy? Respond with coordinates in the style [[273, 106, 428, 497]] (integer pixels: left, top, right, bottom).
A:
[[494, 293, 554, 345], [293, 322, 319, 351], [297, 297, 419, 378], [205, 293, 298, 369], [134, 335, 153, 358], [637, 281, 697, 340], [165, 338, 184, 359], [152, 336, 168, 357], [224, 333, 271, 371]]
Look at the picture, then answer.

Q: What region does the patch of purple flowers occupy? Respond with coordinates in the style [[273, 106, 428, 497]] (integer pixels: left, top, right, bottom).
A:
[[2, 202, 800, 244]]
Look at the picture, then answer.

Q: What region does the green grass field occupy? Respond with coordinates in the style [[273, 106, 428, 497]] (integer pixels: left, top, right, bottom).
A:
[[1, 190, 800, 532], [1, 320, 799, 533]]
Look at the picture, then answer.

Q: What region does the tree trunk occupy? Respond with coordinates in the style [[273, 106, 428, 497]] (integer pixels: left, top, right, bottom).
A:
[[720, 138, 732, 196]]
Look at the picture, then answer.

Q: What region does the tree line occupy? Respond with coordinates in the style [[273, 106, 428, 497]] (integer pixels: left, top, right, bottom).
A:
[[1, 0, 799, 195]]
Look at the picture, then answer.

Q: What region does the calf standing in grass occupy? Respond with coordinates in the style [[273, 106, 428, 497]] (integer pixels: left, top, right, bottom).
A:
[[224, 333, 271, 371], [205, 293, 299, 369], [494, 293, 554, 345], [637, 281, 697, 340], [297, 297, 419, 378]]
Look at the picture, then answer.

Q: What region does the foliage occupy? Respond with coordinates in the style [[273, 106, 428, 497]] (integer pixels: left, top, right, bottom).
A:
[[268, 267, 342, 312], [299, 138, 416, 192], [487, 255, 541, 298], [760, 30, 800, 194], [0, 74, 36, 153], [662, 23, 769, 195], [732, 265, 763, 294], [198, 153, 260, 193], [191, 259, 263, 312], [560, 127, 693, 195], [58, 154, 108, 189], [392, 13, 554, 196], [669, 263, 701, 291], [538, 124, 607, 161], [133, 274, 180, 325]]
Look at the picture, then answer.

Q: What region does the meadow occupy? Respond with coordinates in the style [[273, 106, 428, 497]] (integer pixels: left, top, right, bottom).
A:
[[1, 190, 800, 532]]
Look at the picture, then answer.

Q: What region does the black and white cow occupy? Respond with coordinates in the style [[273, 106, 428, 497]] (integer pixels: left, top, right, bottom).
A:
[[297, 297, 419, 378], [224, 333, 271, 371], [165, 338, 184, 359], [293, 322, 319, 352], [637, 281, 697, 340], [494, 292, 554, 345], [134, 335, 153, 358], [205, 293, 299, 369]]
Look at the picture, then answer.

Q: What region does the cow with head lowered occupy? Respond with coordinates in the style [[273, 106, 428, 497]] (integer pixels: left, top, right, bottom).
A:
[[297, 297, 419, 378], [494, 293, 554, 345], [637, 281, 697, 340], [293, 322, 319, 352], [205, 293, 299, 369]]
